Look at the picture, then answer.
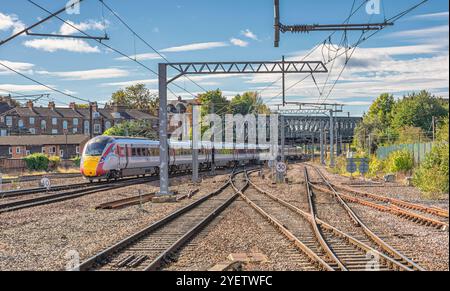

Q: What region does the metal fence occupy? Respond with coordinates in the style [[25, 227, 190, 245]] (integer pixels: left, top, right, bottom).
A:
[[376, 143, 434, 165]]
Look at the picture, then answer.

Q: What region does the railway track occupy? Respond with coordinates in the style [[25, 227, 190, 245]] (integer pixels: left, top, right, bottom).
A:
[[76, 169, 248, 271], [0, 176, 158, 214], [308, 166, 449, 231], [242, 169, 424, 271], [0, 173, 81, 185]]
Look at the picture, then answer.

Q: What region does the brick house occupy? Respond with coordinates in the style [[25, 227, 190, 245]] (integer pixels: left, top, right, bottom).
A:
[[0, 98, 158, 137], [0, 135, 90, 159]]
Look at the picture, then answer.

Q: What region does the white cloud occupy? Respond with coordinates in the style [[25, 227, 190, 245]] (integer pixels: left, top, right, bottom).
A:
[[410, 11, 449, 20], [23, 38, 100, 53], [230, 38, 249, 47], [115, 52, 163, 61], [0, 12, 25, 34], [38, 68, 129, 80], [101, 78, 158, 87], [0, 84, 50, 93], [385, 25, 449, 39], [0, 60, 34, 75], [59, 20, 108, 35], [241, 29, 258, 40], [248, 42, 449, 104], [160, 42, 229, 53]]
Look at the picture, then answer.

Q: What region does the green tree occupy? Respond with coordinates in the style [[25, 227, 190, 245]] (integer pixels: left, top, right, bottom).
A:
[[367, 93, 395, 127], [391, 90, 448, 132], [196, 89, 230, 117], [111, 84, 159, 116], [104, 120, 158, 139], [230, 91, 271, 115]]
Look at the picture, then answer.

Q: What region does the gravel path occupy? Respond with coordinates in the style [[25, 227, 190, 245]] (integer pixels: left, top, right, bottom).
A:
[[164, 200, 318, 271], [0, 172, 229, 271], [1, 177, 86, 192], [250, 163, 449, 271]]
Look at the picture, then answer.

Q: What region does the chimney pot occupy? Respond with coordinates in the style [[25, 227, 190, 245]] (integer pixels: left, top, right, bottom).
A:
[[48, 101, 56, 110], [26, 100, 34, 110]]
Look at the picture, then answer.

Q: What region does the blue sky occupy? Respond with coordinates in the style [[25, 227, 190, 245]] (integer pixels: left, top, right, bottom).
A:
[[0, 0, 448, 116]]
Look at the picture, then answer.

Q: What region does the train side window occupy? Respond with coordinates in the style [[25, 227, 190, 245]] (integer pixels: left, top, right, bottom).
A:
[[132, 148, 137, 157]]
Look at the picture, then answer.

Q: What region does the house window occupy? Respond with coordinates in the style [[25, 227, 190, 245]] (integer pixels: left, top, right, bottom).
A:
[[42, 147, 46, 154], [73, 118, 79, 126], [41, 120, 47, 130], [76, 146, 80, 154], [8, 147, 12, 154], [94, 124, 101, 134], [49, 146, 56, 154], [93, 112, 100, 119], [29, 117, 35, 125], [60, 150, 64, 157], [105, 121, 112, 129], [0, 116, 3, 123], [73, 128, 78, 134], [63, 120, 68, 130], [52, 118, 58, 125], [29, 128, 36, 135], [26, 150, 31, 156], [6, 116, 12, 127], [52, 129, 58, 134], [0, 129, 7, 136], [16, 147, 21, 154], [84, 121, 90, 134]]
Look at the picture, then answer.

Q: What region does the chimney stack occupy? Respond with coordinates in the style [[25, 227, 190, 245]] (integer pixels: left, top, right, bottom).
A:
[[91, 102, 98, 112], [48, 101, 56, 110], [26, 100, 34, 110], [112, 102, 126, 113], [69, 102, 77, 110]]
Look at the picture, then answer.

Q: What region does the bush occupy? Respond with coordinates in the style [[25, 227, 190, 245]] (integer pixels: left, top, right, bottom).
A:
[[24, 154, 49, 171], [368, 156, 385, 178], [386, 150, 414, 173], [72, 156, 81, 167], [414, 143, 449, 195], [48, 156, 61, 170]]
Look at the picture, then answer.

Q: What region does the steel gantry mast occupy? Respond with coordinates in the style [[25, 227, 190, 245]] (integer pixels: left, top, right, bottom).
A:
[[273, 102, 344, 168], [273, 0, 394, 47], [157, 60, 328, 195]]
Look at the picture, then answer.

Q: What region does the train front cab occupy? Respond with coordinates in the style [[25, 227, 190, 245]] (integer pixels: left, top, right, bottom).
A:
[[81, 136, 115, 180]]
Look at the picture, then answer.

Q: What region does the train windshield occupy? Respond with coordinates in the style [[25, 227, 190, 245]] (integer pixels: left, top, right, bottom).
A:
[[85, 137, 114, 156]]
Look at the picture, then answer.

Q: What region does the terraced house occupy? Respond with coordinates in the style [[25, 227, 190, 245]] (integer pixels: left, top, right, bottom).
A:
[[0, 97, 158, 137]]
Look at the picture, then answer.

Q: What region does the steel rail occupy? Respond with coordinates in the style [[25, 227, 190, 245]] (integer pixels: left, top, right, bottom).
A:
[[233, 172, 335, 271], [0, 177, 156, 214], [309, 166, 426, 271], [246, 173, 414, 271], [314, 185, 449, 231], [304, 168, 348, 271], [329, 183, 449, 219], [76, 169, 245, 271], [143, 170, 250, 271]]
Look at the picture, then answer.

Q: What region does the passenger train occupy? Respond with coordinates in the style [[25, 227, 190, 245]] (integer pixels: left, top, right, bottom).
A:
[[80, 136, 302, 181]]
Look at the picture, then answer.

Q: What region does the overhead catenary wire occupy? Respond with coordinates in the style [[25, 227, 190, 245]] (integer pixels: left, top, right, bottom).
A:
[[270, 0, 430, 107], [0, 61, 92, 104], [27, 0, 198, 99], [99, 0, 209, 95]]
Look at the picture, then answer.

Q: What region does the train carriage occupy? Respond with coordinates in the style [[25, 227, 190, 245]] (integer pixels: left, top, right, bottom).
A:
[[81, 136, 302, 181]]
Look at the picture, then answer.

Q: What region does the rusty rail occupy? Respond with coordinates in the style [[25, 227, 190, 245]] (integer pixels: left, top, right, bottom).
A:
[[246, 175, 414, 271], [304, 168, 348, 271], [233, 172, 335, 271], [309, 166, 426, 271], [330, 183, 449, 219]]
